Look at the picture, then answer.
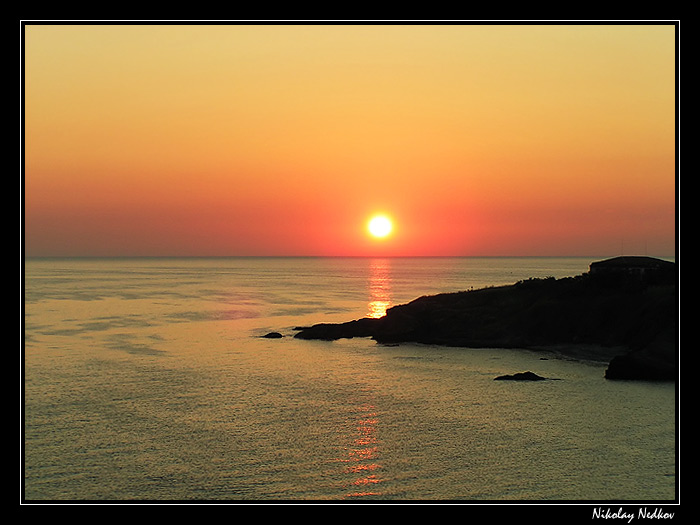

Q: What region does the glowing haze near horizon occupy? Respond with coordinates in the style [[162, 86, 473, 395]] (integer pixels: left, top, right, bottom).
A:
[[24, 24, 676, 257]]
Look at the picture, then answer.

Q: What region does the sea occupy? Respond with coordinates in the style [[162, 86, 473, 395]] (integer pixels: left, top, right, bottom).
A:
[[22, 256, 677, 502]]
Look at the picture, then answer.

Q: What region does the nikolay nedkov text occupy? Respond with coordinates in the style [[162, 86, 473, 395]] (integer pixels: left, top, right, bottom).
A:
[[592, 507, 675, 522]]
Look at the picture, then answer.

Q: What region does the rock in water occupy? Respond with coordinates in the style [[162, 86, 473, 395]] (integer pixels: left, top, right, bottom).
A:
[[293, 318, 380, 340], [494, 371, 548, 381], [261, 332, 284, 339]]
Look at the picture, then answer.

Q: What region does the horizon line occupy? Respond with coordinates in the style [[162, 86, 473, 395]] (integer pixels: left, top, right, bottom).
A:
[[23, 253, 677, 260]]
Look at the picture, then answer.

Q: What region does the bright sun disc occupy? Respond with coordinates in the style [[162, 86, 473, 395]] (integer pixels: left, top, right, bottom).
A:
[[368, 215, 393, 238]]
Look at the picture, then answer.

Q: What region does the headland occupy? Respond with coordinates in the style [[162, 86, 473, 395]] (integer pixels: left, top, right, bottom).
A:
[[294, 256, 677, 381]]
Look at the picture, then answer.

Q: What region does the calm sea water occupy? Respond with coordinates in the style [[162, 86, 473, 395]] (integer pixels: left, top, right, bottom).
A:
[[23, 257, 677, 501]]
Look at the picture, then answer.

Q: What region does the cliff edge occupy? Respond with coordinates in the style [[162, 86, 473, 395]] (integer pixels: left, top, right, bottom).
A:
[[294, 257, 678, 381]]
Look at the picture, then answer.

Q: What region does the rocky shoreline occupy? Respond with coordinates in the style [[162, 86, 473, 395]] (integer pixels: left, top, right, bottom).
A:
[[293, 258, 678, 381]]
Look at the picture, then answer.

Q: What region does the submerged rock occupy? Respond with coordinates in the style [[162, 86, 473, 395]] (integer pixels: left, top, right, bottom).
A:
[[494, 371, 548, 381]]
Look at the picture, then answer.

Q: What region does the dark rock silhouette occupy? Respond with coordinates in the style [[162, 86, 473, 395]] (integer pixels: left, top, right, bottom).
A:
[[294, 257, 677, 381], [605, 344, 677, 381], [261, 331, 284, 339], [494, 371, 549, 381], [293, 318, 379, 341]]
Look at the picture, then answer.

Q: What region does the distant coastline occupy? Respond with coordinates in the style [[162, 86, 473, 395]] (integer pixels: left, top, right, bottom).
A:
[[294, 257, 678, 381]]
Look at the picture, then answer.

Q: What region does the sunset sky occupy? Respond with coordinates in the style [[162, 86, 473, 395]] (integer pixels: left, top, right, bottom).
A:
[[23, 23, 677, 257]]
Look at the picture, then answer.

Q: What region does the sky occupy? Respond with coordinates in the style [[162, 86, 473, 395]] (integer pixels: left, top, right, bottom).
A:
[[23, 23, 677, 257]]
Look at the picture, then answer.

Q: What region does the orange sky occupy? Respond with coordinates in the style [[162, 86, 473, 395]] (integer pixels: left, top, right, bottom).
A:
[[23, 23, 677, 257]]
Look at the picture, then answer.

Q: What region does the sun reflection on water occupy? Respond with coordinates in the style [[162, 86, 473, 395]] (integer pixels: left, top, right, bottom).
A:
[[367, 259, 392, 318], [341, 403, 384, 498]]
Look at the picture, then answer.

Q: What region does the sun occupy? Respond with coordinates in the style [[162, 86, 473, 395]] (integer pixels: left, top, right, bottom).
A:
[[368, 215, 393, 238]]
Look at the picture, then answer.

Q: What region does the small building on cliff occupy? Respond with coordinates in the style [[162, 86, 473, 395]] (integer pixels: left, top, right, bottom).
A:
[[589, 256, 675, 284]]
